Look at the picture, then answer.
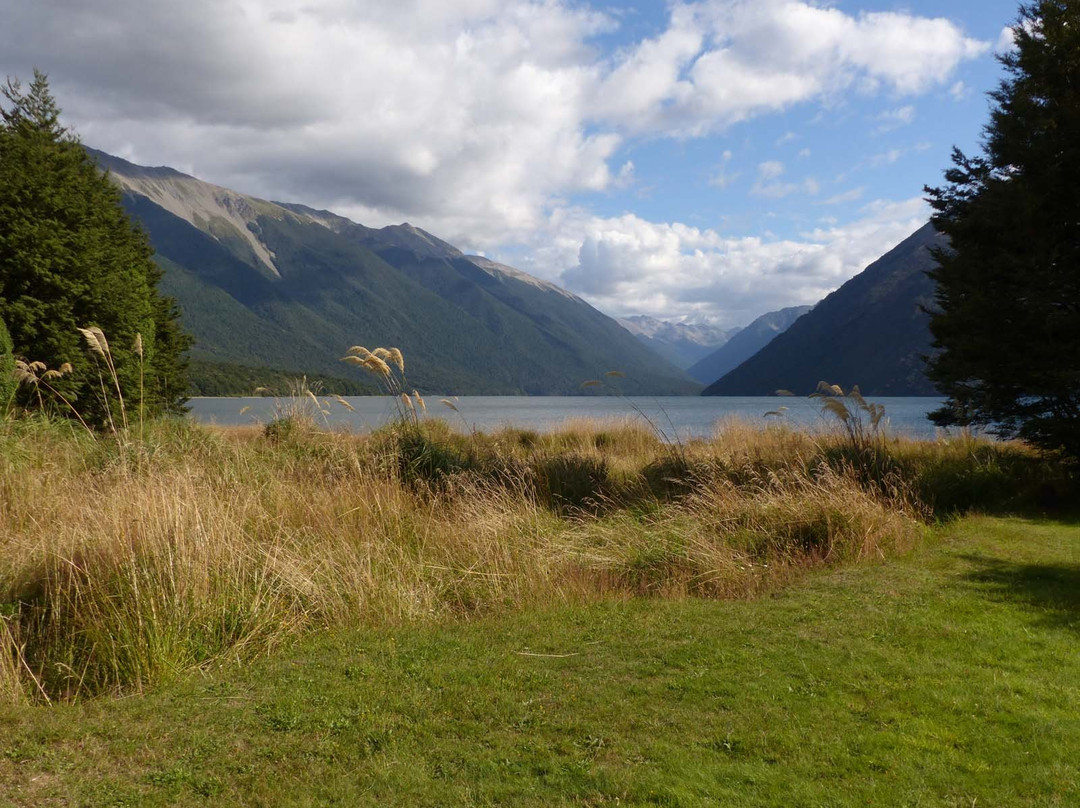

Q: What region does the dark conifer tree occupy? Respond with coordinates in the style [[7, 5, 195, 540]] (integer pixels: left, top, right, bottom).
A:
[[925, 1, 1080, 458], [0, 70, 190, 423]]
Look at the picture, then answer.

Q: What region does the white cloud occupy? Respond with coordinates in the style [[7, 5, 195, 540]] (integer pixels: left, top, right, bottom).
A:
[[0, 1, 980, 328], [868, 141, 932, 168], [996, 25, 1018, 54], [750, 160, 818, 199], [823, 187, 865, 205], [593, 1, 988, 136], [0, 0, 988, 249], [613, 160, 636, 189], [871, 148, 905, 167], [708, 149, 739, 188], [875, 105, 916, 132], [949, 80, 968, 101], [758, 160, 786, 181], [545, 196, 929, 326]]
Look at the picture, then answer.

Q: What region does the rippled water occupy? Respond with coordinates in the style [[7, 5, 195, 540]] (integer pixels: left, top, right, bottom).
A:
[[188, 395, 952, 440]]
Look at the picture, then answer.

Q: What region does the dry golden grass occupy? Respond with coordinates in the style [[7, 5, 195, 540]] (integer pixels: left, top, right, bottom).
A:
[[0, 413, 1059, 704]]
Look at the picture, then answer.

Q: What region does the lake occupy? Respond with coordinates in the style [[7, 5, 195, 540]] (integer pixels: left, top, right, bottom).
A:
[[188, 395, 954, 441]]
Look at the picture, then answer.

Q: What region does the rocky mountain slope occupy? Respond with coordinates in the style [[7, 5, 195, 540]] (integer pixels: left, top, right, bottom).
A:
[[703, 223, 944, 396], [90, 149, 700, 395]]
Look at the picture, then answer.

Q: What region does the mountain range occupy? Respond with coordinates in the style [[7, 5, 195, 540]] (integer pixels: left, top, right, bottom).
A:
[[687, 305, 811, 384], [703, 223, 944, 396], [616, 315, 735, 369], [90, 149, 700, 396]]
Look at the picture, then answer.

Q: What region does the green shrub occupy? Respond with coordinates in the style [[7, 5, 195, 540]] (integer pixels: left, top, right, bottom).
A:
[[394, 429, 470, 486], [641, 455, 706, 500], [532, 453, 611, 513], [263, 416, 301, 443]]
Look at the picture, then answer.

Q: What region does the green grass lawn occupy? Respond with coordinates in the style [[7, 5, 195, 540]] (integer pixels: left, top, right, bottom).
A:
[[2, 515, 1078, 806]]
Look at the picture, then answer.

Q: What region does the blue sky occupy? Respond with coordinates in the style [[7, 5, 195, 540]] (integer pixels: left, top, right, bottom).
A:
[[581, 0, 1017, 241], [0, 0, 1023, 328]]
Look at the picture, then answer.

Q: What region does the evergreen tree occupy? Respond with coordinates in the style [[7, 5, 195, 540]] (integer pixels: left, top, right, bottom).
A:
[[0, 315, 15, 412], [925, 1, 1080, 459], [0, 70, 190, 424]]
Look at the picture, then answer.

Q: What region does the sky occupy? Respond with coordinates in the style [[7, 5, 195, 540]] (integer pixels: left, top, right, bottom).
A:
[[0, 0, 1022, 329]]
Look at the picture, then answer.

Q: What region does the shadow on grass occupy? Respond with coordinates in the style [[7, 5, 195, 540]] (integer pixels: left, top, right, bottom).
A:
[[959, 552, 1080, 633]]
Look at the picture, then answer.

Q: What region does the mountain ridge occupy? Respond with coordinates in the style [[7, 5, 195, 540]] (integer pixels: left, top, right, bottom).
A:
[[703, 223, 944, 396], [617, 315, 734, 369], [687, 305, 812, 384], [89, 148, 700, 396]]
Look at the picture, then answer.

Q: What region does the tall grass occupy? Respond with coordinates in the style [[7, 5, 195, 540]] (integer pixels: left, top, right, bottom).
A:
[[3, 409, 1070, 704]]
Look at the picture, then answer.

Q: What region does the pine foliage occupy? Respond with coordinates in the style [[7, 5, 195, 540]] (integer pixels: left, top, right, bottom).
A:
[[925, 1, 1080, 458], [0, 71, 190, 424]]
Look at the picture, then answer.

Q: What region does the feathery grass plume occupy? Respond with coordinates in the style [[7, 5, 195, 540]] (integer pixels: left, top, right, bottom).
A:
[[79, 325, 127, 433], [811, 381, 845, 398], [440, 399, 459, 413], [605, 370, 626, 378], [388, 348, 404, 374], [581, 380, 603, 388], [820, 398, 851, 423], [334, 395, 356, 412], [12, 359, 92, 434], [808, 381, 891, 482], [13, 360, 33, 385], [346, 346, 371, 358], [239, 405, 252, 416], [775, 389, 796, 397], [133, 332, 145, 442], [363, 356, 391, 376], [13, 360, 44, 410], [401, 392, 414, 412], [306, 389, 328, 415], [341, 355, 367, 366], [372, 348, 392, 360], [412, 390, 425, 413], [77, 326, 108, 358]]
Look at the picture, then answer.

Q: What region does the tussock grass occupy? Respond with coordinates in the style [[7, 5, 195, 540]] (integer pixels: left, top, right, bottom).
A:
[[0, 414, 1072, 703]]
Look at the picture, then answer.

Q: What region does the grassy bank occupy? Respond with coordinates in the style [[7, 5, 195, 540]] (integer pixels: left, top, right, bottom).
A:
[[1, 411, 1073, 705], [1, 515, 1078, 805]]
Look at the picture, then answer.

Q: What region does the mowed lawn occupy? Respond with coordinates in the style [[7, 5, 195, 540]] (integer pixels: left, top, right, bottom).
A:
[[2, 515, 1078, 807]]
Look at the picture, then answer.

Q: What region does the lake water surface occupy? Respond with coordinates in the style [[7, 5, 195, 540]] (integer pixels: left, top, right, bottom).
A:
[[188, 395, 952, 441]]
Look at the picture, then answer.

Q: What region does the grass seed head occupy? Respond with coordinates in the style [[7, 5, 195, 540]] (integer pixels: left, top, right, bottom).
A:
[[364, 356, 391, 376], [77, 326, 109, 358]]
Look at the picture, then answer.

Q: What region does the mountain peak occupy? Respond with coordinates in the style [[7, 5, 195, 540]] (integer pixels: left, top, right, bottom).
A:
[[88, 146, 286, 278], [91, 147, 699, 395], [617, 315, 733, 369], [373, 223, 463, 260]]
